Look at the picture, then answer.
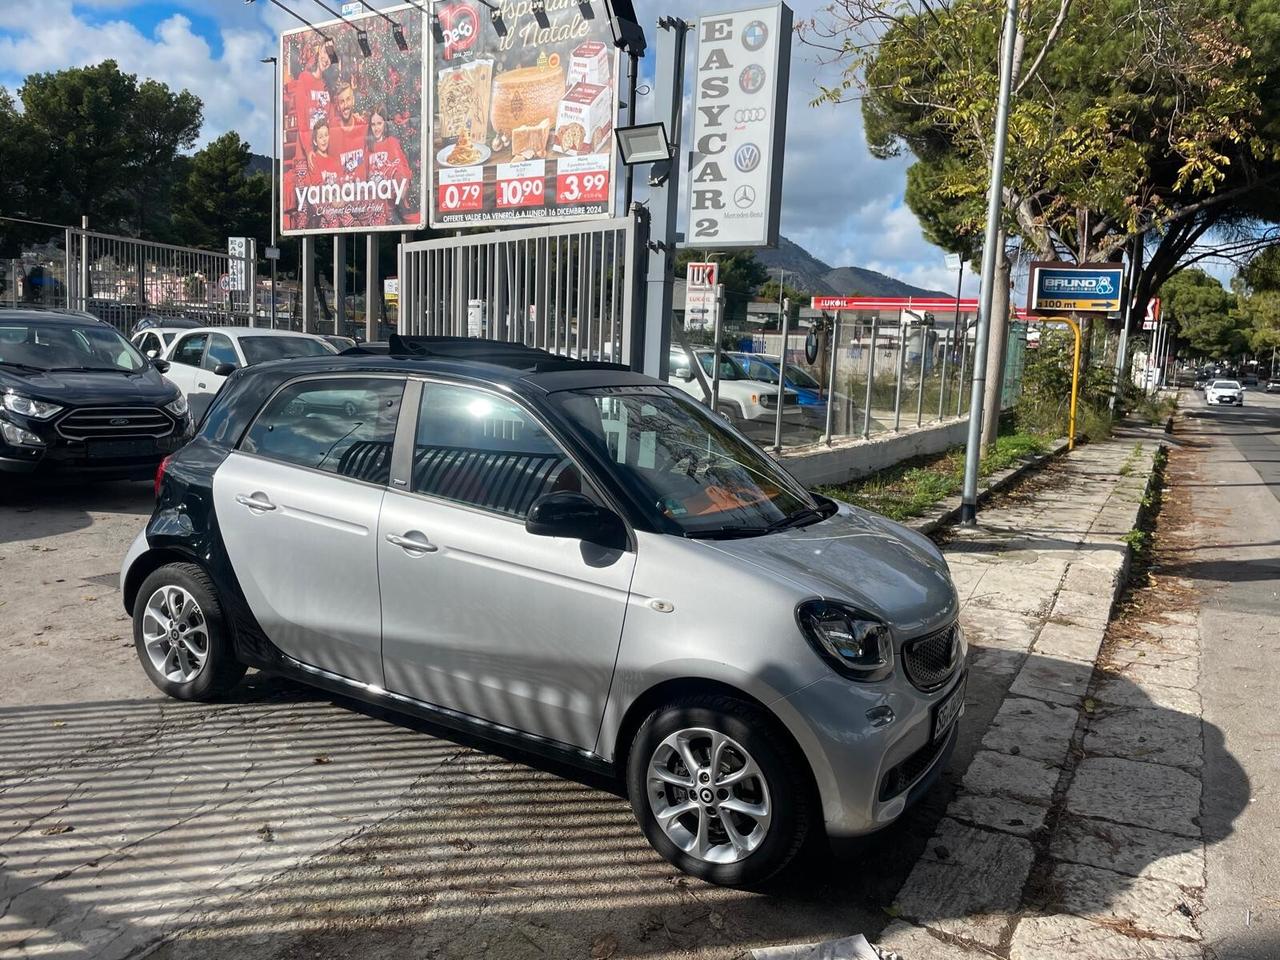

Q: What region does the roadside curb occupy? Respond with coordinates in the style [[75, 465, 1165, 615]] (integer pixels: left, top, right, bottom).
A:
[[907, 437, 1072, 537]]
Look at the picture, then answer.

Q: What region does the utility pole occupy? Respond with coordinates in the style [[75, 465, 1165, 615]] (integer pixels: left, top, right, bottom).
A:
[[1111, 234, 1141, 410], [262, 56, 279, 329], [960, 0, 1019, 526]]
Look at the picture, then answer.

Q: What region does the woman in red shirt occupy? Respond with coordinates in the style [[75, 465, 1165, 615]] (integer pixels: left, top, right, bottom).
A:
[[364, 104, 413, 224]]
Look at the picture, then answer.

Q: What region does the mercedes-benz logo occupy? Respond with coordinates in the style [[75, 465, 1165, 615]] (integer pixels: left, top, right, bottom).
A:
[[734, 143, 761, 173], [734, 184, 756, 208]]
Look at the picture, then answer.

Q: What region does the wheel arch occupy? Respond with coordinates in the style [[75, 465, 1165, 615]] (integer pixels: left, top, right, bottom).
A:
[[122, 547, 204, 614]]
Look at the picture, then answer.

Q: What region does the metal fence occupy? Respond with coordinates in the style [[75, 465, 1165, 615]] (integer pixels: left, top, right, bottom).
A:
[[2, 229, 257, 333], [399, 216, 640, 364]]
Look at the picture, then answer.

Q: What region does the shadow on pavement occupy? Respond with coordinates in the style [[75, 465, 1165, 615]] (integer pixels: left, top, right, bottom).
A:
[[0, 639, 1247, 959], [0, 478, 152, 546]]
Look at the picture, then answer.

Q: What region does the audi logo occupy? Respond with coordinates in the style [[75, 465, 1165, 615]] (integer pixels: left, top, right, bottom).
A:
[[734, 108, 767, 123]]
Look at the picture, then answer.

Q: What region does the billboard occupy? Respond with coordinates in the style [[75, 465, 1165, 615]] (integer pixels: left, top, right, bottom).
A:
[[1028, 262, 1125, 314], [686, 3, 792, 249], [427, 1, 621, 227], [280, 5, 425, 236]]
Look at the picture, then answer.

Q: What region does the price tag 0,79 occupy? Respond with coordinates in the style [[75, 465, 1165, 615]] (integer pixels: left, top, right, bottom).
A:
[[437, 182, 483, 212]]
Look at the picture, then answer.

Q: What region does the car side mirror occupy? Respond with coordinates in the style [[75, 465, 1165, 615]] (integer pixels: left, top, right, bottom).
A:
[[145, 348, 159, 359], [526, 492, 625, 549], [151, 358, 170, 373], [213, 362, 237, 377], [674, 368, 693, 381]]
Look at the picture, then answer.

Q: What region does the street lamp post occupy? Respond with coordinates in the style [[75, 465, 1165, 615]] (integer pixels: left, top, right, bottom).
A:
[[261, 56, 279, 329]]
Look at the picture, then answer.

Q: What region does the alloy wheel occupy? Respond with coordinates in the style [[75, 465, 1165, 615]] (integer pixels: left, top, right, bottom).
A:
[[141, 585, 209, 683], [646, 727, 772, 864]]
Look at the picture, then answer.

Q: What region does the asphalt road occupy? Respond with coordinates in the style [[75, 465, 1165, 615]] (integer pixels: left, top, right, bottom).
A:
[[1179, 388, 1280, 958]]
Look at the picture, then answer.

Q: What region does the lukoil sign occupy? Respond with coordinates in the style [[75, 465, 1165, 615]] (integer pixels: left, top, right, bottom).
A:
[[686, 3, 792, 249]]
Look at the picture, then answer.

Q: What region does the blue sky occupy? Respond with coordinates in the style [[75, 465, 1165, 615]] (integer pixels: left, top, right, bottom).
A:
[[0, 0, 977, 295]]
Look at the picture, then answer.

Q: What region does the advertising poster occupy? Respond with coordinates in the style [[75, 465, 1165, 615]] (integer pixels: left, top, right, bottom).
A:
[[428, 0, 621, 226], [686, 3, 792, 248], [1028, 262, 1125, 314], [281, 5, 425, 236]]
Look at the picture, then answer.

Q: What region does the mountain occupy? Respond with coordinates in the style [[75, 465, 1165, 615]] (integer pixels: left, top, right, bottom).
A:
[[757, 236, 948, 299]]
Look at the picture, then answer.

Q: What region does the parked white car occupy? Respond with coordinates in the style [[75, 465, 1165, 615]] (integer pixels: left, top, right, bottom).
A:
[[667, 348, 799, 425], [161, 327, 337, 421], [1205, 379, 1244, 407], [130, 328, 189, 360]]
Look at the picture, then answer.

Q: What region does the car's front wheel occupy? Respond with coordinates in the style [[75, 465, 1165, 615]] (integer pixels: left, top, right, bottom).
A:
[[626, 695, 814, 886], [133, 563, 246, 701]]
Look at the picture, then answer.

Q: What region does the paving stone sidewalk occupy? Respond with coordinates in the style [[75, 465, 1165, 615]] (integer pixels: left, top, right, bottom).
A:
[[873, 430, 1208, 960]]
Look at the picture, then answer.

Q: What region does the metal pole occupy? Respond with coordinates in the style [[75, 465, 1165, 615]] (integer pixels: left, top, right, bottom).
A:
[[365, 233, 379, 342], [638, 18, 688, 378], [863, 321, 878, 439], [915, 320, 926, 427], [960, 0, 1019, 526], [1111, 235, 1139, 410], [711, 283, 723, 411], [301, 235, 315, 333], [824, 312, 839, 445], [623, 50, 639, 210], [333, 234, 347, 337], [942, 256, 963, 419], [63, 228, 73, 310], [774, 296, 791, 452], [893, 318, 907, 431], [270, 57, 279, 329]]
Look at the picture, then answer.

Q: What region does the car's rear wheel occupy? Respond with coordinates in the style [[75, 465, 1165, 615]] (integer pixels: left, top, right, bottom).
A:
[[133, 563, 246, 701], [626, 695, 813, 886]]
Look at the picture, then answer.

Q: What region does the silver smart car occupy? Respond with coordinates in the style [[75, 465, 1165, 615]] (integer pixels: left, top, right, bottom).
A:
[[120, 338, 965, 886]]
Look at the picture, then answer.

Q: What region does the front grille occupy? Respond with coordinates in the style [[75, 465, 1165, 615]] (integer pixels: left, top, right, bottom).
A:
[[57, 406, 175, 441], [902, 623, 960, 691], [879, 727, 953, 801], [760, 393, 800, 408]]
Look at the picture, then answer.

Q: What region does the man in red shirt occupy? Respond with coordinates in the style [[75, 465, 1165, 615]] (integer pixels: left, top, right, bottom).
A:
[[330, 83, 368, 181]]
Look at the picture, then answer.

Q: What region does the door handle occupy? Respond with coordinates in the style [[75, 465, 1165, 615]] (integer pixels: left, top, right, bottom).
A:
[[197, 382, 207, 389], [235, 494, 277, 511], [386, 532, 438, 554]]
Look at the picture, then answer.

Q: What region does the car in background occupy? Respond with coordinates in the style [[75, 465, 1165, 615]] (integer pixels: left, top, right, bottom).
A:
[[130, 315, 203, 338], [730, 352, 829, 425], [667, 348, 799, 427], [323, 335, 358, 352], [120, 336, 965, 886], [160, 327, 337, 422], [1265, 378, 1280, 394], [1193, 375, 1209, 392], [1206, 379, 1244, 406], [0, 308, 191, 478], [1243, 372, 1259, 386], [131, 327, 193, 361]]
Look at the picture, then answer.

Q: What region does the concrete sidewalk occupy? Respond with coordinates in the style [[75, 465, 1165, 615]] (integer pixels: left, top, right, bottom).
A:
[[870, 430, 1204, 960]]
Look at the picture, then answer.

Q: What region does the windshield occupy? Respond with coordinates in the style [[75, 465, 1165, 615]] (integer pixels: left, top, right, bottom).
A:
[[1212, 380, 1241, 389], [240, 336, 336, 365], [692, 351, 746, 380], [0, 321, 147, 372], [736, 356, 820, 389], [553, 387, 821, 537]]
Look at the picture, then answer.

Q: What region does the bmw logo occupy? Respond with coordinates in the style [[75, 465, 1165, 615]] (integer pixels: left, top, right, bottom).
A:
[[742, 20, 769, 51], [734, 143, 761, 173], [739, 64, 766, 94]]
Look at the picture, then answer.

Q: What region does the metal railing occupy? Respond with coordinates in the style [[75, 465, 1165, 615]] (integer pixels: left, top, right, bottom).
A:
[[59, 229, 256, 332], [399, 216, 640, 364]]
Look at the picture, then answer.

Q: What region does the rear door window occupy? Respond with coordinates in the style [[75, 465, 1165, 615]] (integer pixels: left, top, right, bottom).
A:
[[240, 376, 406, 485], [172, 334, 208, 367], [204, 334, 239, 371]]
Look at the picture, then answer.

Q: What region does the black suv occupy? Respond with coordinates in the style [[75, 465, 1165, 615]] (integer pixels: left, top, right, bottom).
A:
[[0, 308, 193, 479]]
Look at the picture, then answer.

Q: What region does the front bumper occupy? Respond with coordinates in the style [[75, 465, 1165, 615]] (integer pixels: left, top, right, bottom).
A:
[[1208, 395, 1242, 405], [772, 657, 967, 838], [0, 415, 192, 478]]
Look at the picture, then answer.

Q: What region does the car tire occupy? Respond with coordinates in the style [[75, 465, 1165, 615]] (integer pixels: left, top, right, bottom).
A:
[[132, 563, 246, 701], [626, 694, 814, 887], [716, 403, 743, 425]]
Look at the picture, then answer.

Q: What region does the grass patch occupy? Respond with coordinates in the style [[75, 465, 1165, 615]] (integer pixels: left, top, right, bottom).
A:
[[815, 429, 1052, 521]]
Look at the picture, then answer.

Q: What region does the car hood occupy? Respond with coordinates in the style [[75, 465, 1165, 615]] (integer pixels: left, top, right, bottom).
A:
[[700, 501, 958, 637], [0, 366, 178, 406]]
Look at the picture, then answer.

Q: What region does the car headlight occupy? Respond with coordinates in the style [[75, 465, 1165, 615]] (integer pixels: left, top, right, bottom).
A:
[[796, 599, 894, 682], [165, 394, 189, 417], [2, 392, 62, 420], [0, 420, 44, 447]]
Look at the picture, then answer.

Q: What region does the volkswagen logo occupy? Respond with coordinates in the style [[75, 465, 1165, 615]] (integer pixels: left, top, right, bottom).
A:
[[739, 64, 767, 94], [110, 417, 130, 426], [734, 184, 756, 208], [742, 20, 769, 51], [734, 108, 767, 124], [734, 143, 761, 173]]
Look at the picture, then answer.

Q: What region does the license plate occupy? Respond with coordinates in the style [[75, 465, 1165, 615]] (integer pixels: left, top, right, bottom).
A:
[[932, 673, 966, 742], [89, 438, 155, 459]]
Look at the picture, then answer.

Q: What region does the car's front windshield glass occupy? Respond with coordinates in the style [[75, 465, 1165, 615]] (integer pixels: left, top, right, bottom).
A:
[[1213, 380, 1241, 389], [695, 351, 745, 381], [240, 336, 335, 365], [553, 387, 823, 537], [0, 321, 147, 372]]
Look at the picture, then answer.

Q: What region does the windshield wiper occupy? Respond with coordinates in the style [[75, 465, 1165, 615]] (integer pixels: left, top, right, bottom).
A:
[[45, 366, 131, 373], [763, 499, 839, 533], [0, 360, 44, 372], [683, 526, 770, 540]]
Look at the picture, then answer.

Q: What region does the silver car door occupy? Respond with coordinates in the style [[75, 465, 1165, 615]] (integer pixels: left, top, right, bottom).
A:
[[211, 374, 406, 683], [378, 379, 636, 751]]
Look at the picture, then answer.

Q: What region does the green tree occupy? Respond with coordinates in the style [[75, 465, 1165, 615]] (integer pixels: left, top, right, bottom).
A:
[[170, 132, 270, 250], [1160, 268, 1241, 356], [806, 0, 1280, 323], [674, 249, 770, 324], [126, 79, 203, 237], [1233, 245, 1280, 353]]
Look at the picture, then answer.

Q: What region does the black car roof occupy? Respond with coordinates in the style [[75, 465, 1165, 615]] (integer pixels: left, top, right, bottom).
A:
[[0, 307, 108, 325], [245, 336, 658, 393]]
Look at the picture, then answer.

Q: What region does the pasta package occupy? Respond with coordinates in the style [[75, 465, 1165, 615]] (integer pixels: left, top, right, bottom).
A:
[[438, 58, 493, 141]]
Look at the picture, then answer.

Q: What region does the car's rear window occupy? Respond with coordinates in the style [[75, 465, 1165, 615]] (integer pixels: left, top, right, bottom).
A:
[[240, 336, 335, 365]]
